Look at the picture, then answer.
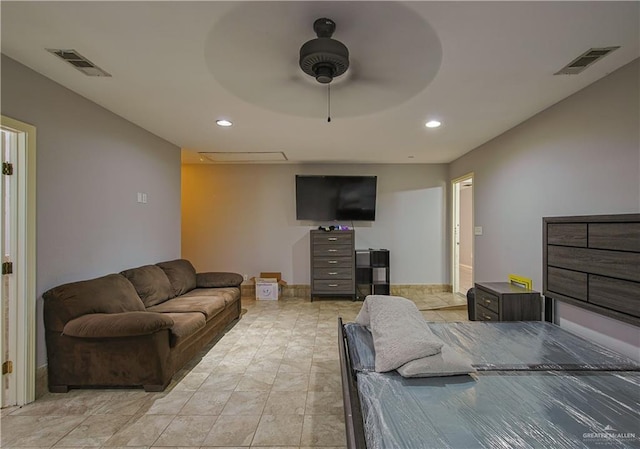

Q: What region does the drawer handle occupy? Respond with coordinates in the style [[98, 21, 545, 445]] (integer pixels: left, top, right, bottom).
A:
[[328, 261, 338, 264], [483, 314, 492, 320], [328, 272, 338, 275], [329, 284, 339, 287], [328, 237, 338, 241], [484, 299, 491, 305], [327, 249, 338, 252]]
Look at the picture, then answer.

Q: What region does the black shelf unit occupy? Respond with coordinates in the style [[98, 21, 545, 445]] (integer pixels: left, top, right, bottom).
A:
[[355, 249, 390, 299]]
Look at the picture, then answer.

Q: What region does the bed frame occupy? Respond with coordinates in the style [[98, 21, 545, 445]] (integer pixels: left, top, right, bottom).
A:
[[543, 213, 640, 326], [338, 317, 367, 449], [339, 214, 639, 449]]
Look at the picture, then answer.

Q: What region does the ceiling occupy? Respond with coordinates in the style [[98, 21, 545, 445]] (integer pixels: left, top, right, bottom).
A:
[[2, 1, 638, 165]]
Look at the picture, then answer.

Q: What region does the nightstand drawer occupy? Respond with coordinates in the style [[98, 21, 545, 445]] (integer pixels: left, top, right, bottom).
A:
[[476, 289, 499, 314], [476, 304, 499, 321]]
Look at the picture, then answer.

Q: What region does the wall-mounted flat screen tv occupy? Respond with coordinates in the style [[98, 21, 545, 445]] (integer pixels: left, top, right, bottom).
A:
[[295, 175, 377, 221]]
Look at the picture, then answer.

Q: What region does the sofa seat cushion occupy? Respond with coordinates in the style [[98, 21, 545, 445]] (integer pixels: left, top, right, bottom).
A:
[[63, 312, 174, 338], [156, 259, 197, 297], [121, 265, 174, 307], [163, 312, 206, 347], [180, 287, 240, 307], [43, 274, 146, 332], [146, 296, 225, 321]]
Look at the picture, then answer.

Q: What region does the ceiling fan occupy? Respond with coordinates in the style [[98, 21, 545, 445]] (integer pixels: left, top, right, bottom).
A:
[[204, 2, 441, 119], [299, 18, 349, 85]]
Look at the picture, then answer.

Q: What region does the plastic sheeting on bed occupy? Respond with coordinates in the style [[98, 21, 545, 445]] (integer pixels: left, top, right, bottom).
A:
[[344, 321, 640, 372], [357, 370, 640, 449]]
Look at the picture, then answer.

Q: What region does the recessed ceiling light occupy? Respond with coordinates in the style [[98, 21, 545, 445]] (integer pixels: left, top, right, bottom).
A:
[[216, 119, 233, 127], [425, 120, 441, 128]]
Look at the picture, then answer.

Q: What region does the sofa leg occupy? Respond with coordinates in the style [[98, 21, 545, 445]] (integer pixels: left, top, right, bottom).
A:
[[49, 385, 69, 393], [143, 383, 167, 392]]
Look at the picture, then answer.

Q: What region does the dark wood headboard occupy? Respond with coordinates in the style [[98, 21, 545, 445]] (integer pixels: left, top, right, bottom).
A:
[[543, 214, 640, 327]]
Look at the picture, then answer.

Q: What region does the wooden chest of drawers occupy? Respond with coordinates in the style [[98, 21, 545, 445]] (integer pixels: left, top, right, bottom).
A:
[[474, 282, 541, 321], [310, 230, 355, 300]]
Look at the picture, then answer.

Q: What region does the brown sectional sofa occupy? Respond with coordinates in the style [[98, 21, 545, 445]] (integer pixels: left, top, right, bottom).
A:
[[43, 259, 242, 392]]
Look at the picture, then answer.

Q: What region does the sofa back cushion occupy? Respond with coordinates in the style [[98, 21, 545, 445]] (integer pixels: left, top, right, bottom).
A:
[[156, 259, 197, 297], [43, 273, 145, 332], [121, 265, 174, 307]]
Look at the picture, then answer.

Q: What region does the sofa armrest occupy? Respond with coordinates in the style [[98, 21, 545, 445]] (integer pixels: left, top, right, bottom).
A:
[[62, 312, 174, 338], [196, 272, 243, 288]]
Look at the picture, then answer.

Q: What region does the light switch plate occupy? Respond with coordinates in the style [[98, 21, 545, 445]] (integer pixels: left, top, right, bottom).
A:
[[474, 226, 483, 236]]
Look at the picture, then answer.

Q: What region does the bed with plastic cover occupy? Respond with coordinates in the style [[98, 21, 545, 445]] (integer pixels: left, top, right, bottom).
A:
[[338, 213, 640, 449], [338, 318, 640, 449]]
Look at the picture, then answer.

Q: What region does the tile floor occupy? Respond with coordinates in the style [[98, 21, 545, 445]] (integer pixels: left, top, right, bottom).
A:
[[1, 293, 467, 448]]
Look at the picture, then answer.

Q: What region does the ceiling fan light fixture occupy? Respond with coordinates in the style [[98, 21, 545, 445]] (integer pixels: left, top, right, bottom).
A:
[[313, 63, 335, 84], [299, 18, 349, 84]]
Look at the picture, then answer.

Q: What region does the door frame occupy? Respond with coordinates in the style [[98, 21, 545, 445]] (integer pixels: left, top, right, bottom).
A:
[[451, 173, 474, 296], [1, 115, 36, 406]]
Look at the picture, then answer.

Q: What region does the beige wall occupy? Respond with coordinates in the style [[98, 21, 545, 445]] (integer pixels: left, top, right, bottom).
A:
[[182, 163, 449, 285], [449, 59, 640, 359], [1, 55, 182, 368]]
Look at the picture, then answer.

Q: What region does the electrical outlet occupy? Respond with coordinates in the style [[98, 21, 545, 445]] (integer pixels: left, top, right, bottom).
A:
[[243, 274, 248, 281]]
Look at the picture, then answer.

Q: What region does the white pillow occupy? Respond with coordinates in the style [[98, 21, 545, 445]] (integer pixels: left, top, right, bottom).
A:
[[354, 298, 371, 327], [397, 343, 476, 378], [366, 295, 443, 372]]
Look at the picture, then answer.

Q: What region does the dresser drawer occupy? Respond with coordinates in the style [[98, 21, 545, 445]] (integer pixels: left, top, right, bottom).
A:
[[313, 245, 354, 257], [312, 232, 354, 245], [313, 267, 352, 280], [475, 288, 499, 314], [476, 304, 499, 322], [313, 279, 354, 293], [314, 257, 353, 268]]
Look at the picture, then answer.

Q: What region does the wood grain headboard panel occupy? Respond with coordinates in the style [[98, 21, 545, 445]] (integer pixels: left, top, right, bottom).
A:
[[543, 214, 640, 327]]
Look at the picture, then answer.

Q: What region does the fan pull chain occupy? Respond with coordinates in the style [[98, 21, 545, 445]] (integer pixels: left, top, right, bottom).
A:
[[327, 83, 331, 123]]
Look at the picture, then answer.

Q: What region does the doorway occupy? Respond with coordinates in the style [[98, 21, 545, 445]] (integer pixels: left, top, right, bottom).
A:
[[1, 116, 36, 407], [452, 174, 473, 297]]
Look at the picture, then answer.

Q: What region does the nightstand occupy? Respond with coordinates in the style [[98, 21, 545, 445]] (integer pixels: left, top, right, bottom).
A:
[[474, 282, 542, 321]]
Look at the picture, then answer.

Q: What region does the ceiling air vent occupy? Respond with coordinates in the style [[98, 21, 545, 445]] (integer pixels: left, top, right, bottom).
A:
[[199, 152, 288, 163], [554, 47, 620, 75], [46, 49, 112, 77]]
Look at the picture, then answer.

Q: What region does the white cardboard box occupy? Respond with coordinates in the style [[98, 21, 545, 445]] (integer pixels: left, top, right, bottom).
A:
[[255, 278, 279, 300], [252, 272, 287, 300]]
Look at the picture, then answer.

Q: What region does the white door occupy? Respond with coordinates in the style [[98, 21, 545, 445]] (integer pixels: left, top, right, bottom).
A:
[[452, 180, 461, 295], [1, 129, 18, 406], [452, 175, 474, 297], [1, 116, 36, 407]]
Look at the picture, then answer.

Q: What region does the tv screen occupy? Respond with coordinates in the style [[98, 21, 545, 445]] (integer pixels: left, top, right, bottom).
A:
[[296, 175, 377, 221]]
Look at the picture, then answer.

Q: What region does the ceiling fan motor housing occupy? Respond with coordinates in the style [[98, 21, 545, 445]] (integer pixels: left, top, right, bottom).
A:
[[299, 18, 349, 84]]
